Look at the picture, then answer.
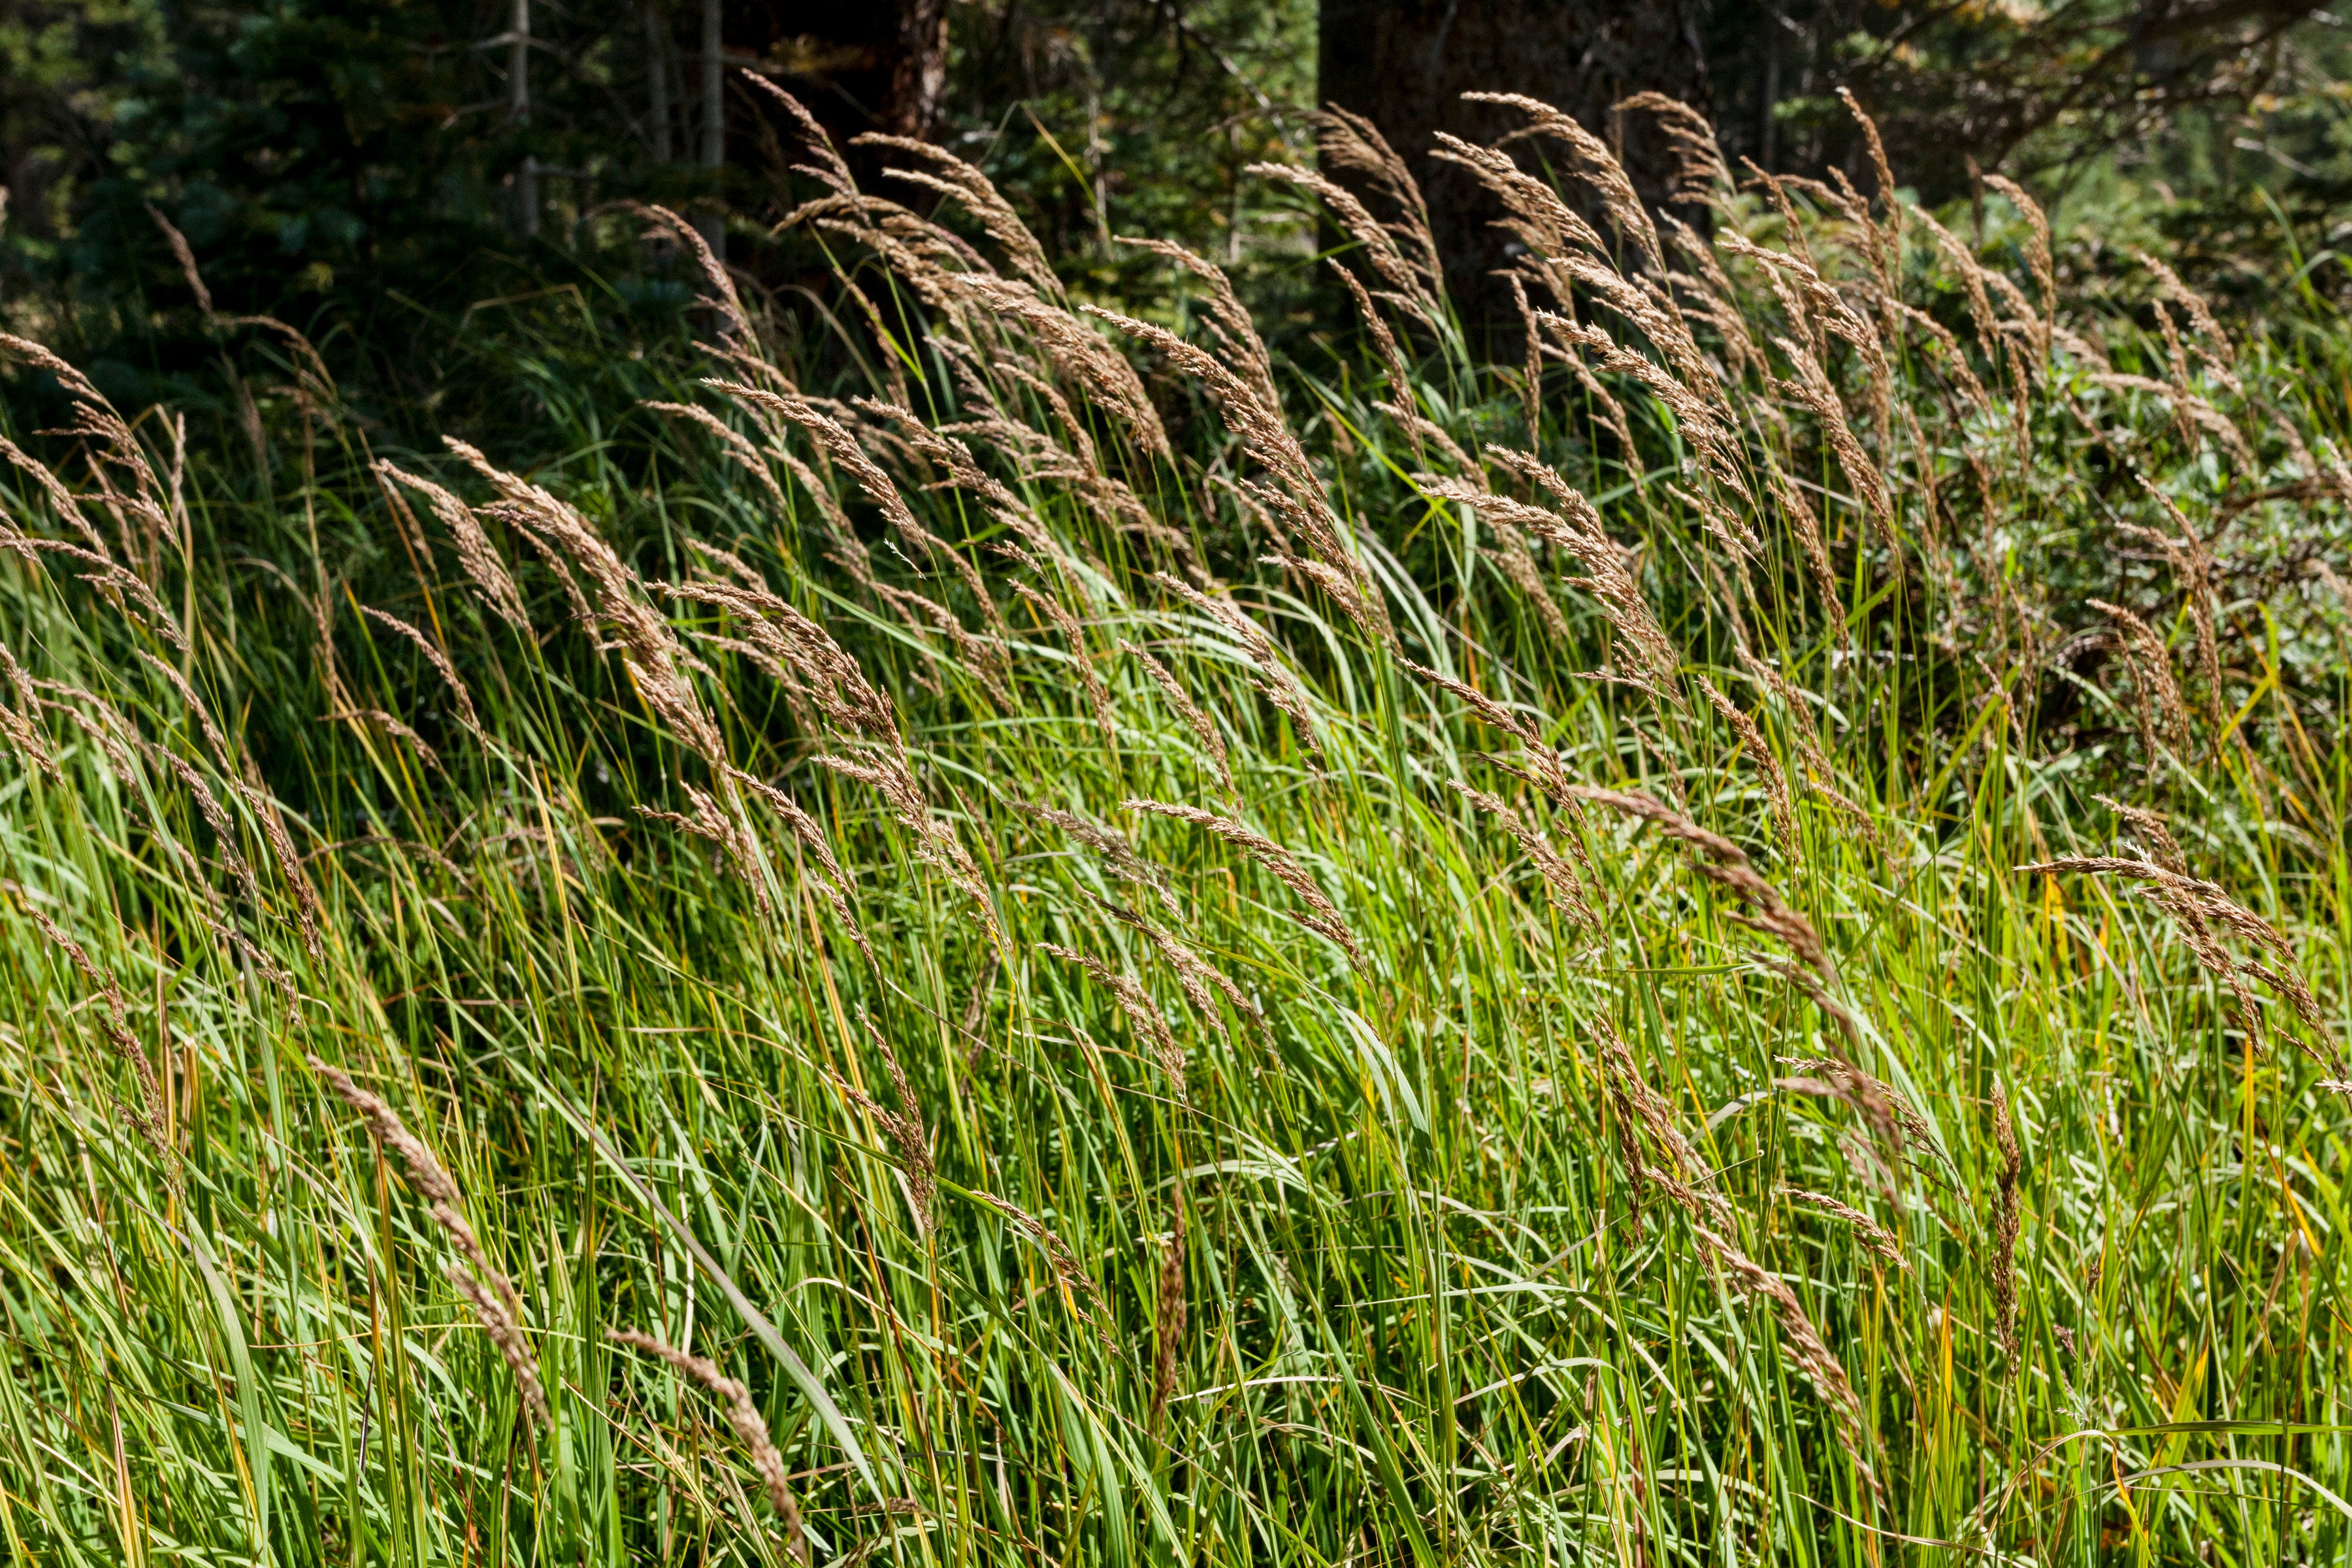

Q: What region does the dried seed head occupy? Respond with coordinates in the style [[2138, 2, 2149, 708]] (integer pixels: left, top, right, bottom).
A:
[[448, 1262, 548, 1433], [1774, 1055, 1940, 1177], [1312, 106, 1443, 303], [1695, 1224, 1882, 1502], [2135, 248, 2240, 392], [1594, 1012, 1725, 1224], [2093, 794, 2186, 876], [644, 400, 799, 521], [1480, 513, 1571, 640], [948, 280, 1170, 457], [24, 905, 176, 1181], [975, 1191, 1110, 1341], [308, 1054, 459, 1203], [1464, 91, 1662, 274], [2122, 481, 2226, 736], [139, 742, 260, 910], [0, 640, 57, 782], [1565, 786, 1829, 981], [1040, 942, 1184, 1096], [1015, 798, 1179, 915], [2018, 857, 2341, 1071], [661, 576, 898, 743], [327, 708, 439, 770], [636, 779, 771, 914], [815, 747, 1002, 951], [2087, 598, 2189, 759], [312, 1053, 544, 1425], [1989, 1081, 2023, 1367], [608, 1329, 808, 1562], [1148, 572, 1323, 757], [742, 76, 855, 197], [855, 132, 1062, 299], [359, 606, 481, 737], [1759, 322, 1896, 566], [1120, 639, 1230, 789], [1616, 91, 1731, 210], [1782, 1186, 1910, 1273], [233, 751, 322, 957], [633, 203, 753, 344], [373, 461, 532, 632], [1085, 304, 1391, 644], [1447, 779, 1597, 934], [1335, 263, 1419, 439], [1119, 235, 1282, 417], [1980, 174, 2053, 353], [1426, 132, 1610, 295], [1100, 898, 1261, 1041], [1249, 157, 1439, 325], [1125, 798, 1362, 966], [836, 1018, 936, 1235], [1149, 1187, 1188, 1432], [1013, 583, 1115, 750], [1695, 674, 1796, 863], [727, 766, 872, 965], [1416, 474, 1679, 695], [448, 438, 725, 766]]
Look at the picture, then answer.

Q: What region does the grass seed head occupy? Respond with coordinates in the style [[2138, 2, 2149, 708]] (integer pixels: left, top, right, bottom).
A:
[[1989, 1081, 2023, 1368], [1149, 1187, 1188, 1433], [608, 1329, 808, 1561]]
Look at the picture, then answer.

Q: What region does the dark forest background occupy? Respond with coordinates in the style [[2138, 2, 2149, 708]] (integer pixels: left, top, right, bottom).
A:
[[5, 0, 2348, 440]]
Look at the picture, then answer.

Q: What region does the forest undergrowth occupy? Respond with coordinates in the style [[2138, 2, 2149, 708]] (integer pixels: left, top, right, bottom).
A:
[[2, 83, 2351, 1565]]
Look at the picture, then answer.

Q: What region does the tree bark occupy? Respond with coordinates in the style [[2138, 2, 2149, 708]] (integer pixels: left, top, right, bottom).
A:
[[1317, 0, 1709, 331], [510, 0, 537, 240], [698, 0, 725, 257], [737, 1, 953, 188], [885, 0, 951, 140], [645, 0, 674, 165]]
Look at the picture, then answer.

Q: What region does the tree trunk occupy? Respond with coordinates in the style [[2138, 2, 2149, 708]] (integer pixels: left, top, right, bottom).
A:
[[510, 0, 538, 240], [645, 0, 674, 165], [698, 0, 725, 257], [738, 1, 953, 189], [1317, 0, 1709, 332], [884, 0, 951, 141]]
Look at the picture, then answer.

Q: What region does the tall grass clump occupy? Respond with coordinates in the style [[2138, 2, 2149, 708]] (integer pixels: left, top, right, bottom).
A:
[[3, 88, 2351, 1565]]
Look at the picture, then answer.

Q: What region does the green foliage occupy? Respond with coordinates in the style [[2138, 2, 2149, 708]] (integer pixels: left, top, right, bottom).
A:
[[1, 0, 1332, 459], [942, 0, 1317, 287], [0, 0, 172, 247], [1706, 0, 2352, 310], [1, 0, 730, 434]]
